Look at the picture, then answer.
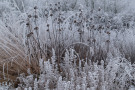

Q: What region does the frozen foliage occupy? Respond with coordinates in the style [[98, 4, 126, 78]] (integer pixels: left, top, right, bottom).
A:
[[0, 0, 135, 90], [16, 49, 135, 90]]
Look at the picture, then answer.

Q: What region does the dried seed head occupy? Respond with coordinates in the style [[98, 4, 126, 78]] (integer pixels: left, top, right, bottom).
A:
[[50, 8, 53, 10], [34, 15, 38, 18], [93, 39, 96, 42], [34, 27, 39, 30], [106, 40, 110, 42], [87, 27, 89, 30], [28, 15, 32, 18], [27, 32, 33, 37], [90, 18, 93, 20], [26, 23, 30, 26], [107, 32, 110, 35], [58, 2, 60, 4], [47, 29, 49, 31], [91, 25, 95, 29], [74, 20, 77, 23], [55, 4, 57, 6], [45, 14, 48, 17], [59, 29, 61, 31], [34, 6, 38, 9], [107, 26, 110, 28], [98, 25, 102, 29], [47, 24, 49, 27], [98, 8, 101, 11], [50, 14, 53, 16]]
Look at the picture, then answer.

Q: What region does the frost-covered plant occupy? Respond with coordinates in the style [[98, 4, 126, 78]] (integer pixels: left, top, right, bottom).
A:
[[0, 0, 135, 89], [16, 49, 135, 90]]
